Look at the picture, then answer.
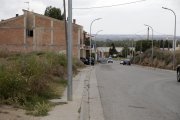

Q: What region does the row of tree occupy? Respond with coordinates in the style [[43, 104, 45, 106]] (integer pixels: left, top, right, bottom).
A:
[[135, 40, 173, 52], [96, 40, 174, 58], [95, 39, 174, 48]]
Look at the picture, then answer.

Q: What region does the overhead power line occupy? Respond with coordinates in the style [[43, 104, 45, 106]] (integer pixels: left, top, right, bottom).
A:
[[73, 0, 147, 10]]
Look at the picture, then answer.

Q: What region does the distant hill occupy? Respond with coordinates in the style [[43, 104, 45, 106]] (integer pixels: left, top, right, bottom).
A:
[[93, 34, 180, 41]]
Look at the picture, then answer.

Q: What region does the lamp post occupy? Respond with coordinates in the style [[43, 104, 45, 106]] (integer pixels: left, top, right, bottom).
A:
[[162, 7, 176, 70], [144, 24, 154, 66], [89, 18, 102, 65], [135, 34, 143, 63], [94, 30, 103, 62]]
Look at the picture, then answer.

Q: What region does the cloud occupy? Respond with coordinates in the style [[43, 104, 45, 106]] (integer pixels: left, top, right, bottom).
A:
[[0, 0, 179, 35], [0, 0, 65, 19]]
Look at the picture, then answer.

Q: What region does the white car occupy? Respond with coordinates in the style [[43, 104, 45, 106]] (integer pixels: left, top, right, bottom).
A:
[[107, 58, 113, 63], [120, 60, 124, 64]]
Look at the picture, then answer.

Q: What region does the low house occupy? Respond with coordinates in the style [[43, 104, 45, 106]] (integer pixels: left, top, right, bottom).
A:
[[0, 10, 84, 58], [96, 47, 123, 58]]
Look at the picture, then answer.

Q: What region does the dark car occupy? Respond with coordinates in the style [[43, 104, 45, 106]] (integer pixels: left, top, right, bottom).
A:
[[80, 57, 87, 63], [177, 65, 180, 82], [123, 59, 131, 65], [84, 57, 95, 65]]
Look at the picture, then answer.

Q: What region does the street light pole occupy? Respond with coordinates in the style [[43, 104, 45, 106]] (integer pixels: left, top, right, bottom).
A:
[[147, 27, 150, 40], [67, 0, 73, 101], [144, 24, 154, 66], [94, 30, 103, 62], [89, 18, 102, 65], [162, 7, 176, 70], [135, 34, 143, 63]]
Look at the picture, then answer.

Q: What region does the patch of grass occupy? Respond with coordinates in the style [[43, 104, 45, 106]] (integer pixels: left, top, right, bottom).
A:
[[0, 51, 83, 116], [26, 101, 50, 116]]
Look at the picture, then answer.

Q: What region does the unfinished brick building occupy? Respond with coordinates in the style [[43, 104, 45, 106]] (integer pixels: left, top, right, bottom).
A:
[[0, 10, 85, 58]]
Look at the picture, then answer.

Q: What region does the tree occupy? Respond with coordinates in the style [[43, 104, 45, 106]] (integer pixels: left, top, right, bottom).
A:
[[135, 40, 152, 52], [84, 37, 90, 46], [122, 45, 130, 58], [109, 43, 118, 56], [44, 6, 64, 20]]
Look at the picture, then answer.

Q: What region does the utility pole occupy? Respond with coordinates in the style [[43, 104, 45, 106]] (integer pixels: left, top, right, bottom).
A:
[[162, 7, 176, 70], [144, 24, 153, 66], [63, 0, 68, 54], [147, 27, 150, 40], [132, 40, 134, 59], [89, 18, 102, 65], [140, 40, 142, 63], [67, 0, 73, 101], [94, 30, 103, 62]]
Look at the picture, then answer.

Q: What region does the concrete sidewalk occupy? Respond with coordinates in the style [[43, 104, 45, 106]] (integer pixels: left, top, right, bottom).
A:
[[89, 67, 105, 120], [39, 66, 104, 120]]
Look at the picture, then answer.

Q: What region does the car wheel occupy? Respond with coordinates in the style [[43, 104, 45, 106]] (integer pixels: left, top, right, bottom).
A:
[[177, 69, 180, 82]]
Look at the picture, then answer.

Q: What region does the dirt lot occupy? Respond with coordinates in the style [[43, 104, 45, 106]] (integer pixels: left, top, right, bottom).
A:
[[0, 105, 40, 120]]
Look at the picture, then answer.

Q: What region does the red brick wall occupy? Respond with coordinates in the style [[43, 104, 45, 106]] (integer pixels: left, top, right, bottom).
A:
[[53, 20, 66, 48], [0, 16, 24, 45], [0, 12, 82, 58], [34, 15, 80, 57], [73, 25, 79, 57], [0, 16, 24, 28]]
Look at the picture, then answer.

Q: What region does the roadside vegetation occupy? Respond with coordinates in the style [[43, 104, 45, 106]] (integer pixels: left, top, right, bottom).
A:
[[133, 48, 180, 70], [0, 50, 84, 116]]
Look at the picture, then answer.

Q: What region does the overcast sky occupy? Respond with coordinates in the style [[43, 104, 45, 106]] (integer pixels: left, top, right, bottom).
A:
[[0, 0, 179, 36]]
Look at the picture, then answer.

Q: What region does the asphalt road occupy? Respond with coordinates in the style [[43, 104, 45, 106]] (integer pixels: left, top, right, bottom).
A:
[[96, 62, 180, 120]]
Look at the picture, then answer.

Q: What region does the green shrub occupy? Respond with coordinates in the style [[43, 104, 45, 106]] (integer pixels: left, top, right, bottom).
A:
[[0, 51, 83, 116], [133, 48, 175, 69], [33, 101, 50, 116]]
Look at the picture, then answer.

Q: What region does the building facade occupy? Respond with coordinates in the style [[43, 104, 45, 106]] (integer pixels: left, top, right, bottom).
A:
[[0, 10, 84, 58]]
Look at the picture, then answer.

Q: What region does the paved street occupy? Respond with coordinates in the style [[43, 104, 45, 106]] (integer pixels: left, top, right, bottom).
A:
[[96, 62, 180, 120]]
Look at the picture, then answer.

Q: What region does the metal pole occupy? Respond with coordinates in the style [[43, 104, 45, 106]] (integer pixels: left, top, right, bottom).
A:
[[162, 7, 176, 70], [147, 27, 150, 40], [63, 0, 68, 50], [140, 40, 142, 63], [134, 34, 143, 63], [67, 0, 73, 101], [94, 30, 103, 62], [89, 18, 102, 66], [144, 24, 153, 66], [132, 40, 134, 59]]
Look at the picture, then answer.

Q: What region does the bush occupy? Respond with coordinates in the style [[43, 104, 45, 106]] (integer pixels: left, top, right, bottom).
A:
[[133, 48, 176, 70], [0, 51, 83, 116]]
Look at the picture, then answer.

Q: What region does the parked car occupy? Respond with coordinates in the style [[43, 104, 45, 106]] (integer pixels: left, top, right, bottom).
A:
[[84, 57, 95, 65], [80, 57, 87, 63], [123, 59, 131, 65], [177, 65, 180, 82], [120, 60, 124, 64], [99, 58, 107, 64], [107, 58, 113, 63]]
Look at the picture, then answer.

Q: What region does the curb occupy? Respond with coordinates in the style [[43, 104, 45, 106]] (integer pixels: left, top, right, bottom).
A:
[[89, 67, 105, 120], [80, 66, 105, 120], [39, 67, 90, 120]]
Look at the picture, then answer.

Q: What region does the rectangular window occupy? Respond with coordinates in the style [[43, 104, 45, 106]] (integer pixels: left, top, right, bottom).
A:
[[27, 29, 33, 37]]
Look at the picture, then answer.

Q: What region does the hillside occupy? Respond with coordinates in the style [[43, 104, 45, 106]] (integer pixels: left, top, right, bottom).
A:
[[93, 34, 180, 41], [133, 48, 180, 70]]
